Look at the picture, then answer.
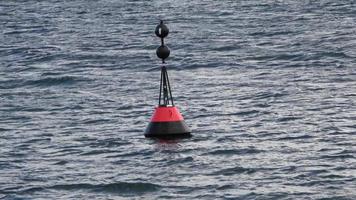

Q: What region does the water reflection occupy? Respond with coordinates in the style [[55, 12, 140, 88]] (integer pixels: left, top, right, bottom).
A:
[[154, 138, 182, 152]]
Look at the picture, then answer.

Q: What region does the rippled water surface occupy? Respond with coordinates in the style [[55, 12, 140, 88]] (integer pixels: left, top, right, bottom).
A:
[[1, 0, 356, 199]]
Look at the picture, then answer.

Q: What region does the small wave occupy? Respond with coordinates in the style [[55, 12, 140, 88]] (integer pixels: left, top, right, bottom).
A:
[[212, 45, 240, 51], [320, 174, 346, 179], [83, 118, 112, 125], [166, 156, 194, 164], [73, 182, 160, 194], [277, 116, 303, 122], [229, 110, 260, 116], [79, 149, 118, 156], [24, 138, 51, 144], [216, 184, 234, 190], [253, 91, 288, 100], [20, 182, 160, 194], [53, 160, 68, 165], [320, 154, 355, 160], [277, 134, 313, 140], [330, 77, 355, 83], [0, 128, 11, 132], [184, 62, 221, 69], [0, 79, 26, 89], [249, 30, 294, 37], [25, 76, 88, 87], [296, 179, 346, 187], [211, 166, 257, 176], [316, 196, 353, 200], [237, 191, 293, 199], [208, 148, 263, 155]]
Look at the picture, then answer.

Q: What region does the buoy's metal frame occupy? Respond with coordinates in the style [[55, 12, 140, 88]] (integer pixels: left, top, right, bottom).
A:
[[144, 20, 191, 139], [159, 66, 174, 106]]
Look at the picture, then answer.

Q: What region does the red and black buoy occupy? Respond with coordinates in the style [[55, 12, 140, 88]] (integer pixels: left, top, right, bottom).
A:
[[145, 21, 191, 139]]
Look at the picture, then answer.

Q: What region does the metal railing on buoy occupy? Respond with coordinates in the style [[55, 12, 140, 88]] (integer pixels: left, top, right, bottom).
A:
[[144, 20, 191, 139]]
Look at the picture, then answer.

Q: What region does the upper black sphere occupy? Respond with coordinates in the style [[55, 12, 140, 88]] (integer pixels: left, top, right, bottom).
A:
[[155, 21, 169, 38], [156, 45, 170, 60]]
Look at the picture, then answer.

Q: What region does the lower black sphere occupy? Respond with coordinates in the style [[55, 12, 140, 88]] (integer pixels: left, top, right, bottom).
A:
[[156, 45, 170, 60]]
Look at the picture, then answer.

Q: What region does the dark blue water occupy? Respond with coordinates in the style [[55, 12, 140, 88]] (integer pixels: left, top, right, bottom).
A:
[[1, 1, 356, 199]]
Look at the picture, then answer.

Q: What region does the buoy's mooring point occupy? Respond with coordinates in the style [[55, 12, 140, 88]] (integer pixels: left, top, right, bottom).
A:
[[144, 20, 191, 139]]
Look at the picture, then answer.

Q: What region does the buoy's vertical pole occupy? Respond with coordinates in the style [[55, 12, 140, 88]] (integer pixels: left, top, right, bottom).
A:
[[164, 66, 174, 106], [162, 67, 168, 105], [158, 68, 163, 106]]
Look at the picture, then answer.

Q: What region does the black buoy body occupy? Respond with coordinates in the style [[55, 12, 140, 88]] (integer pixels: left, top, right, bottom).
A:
[[145, 21, 191, 139]]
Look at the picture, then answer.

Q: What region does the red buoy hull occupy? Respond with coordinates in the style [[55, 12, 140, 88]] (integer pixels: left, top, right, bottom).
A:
[[145, 106, 191, 138]]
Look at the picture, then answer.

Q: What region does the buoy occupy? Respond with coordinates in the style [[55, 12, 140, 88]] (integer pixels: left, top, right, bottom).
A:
[[145, 21, 191, 139]]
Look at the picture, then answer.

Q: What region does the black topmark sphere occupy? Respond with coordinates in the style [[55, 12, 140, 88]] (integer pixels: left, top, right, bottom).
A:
[[155, 21, 169, 38], [156, 45, 170, 60]]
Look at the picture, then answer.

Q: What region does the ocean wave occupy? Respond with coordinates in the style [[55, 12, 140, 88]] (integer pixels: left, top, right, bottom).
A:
[[18, 182, 160, 195], [25, 76, 90, 87], [208, 148, 264, 155], [211, 166, 259, 176]]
